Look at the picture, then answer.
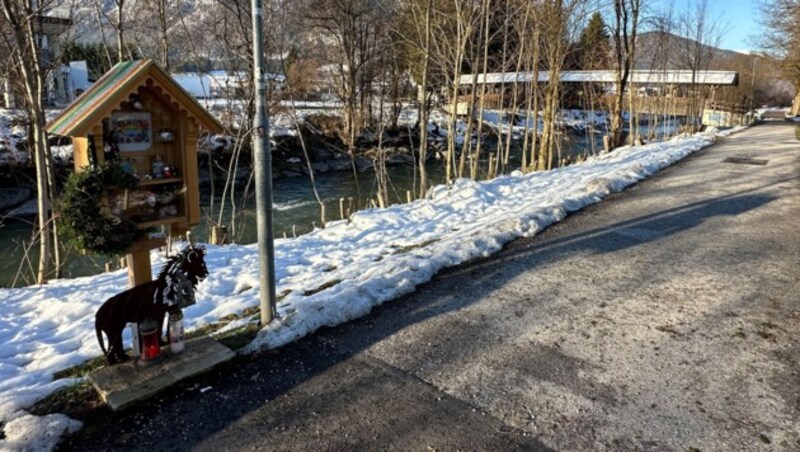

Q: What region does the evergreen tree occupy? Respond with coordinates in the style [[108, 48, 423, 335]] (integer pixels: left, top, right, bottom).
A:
[[576, 11, 611, 70]]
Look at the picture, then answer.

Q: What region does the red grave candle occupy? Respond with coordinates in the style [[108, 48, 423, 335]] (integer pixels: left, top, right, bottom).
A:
[[139, 318, 162, 362]]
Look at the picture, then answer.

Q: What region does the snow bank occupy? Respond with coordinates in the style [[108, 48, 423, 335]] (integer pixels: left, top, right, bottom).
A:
[[1, 413, 81, 451], [0, 126, 743, 447], [245, 128, 742, 352]]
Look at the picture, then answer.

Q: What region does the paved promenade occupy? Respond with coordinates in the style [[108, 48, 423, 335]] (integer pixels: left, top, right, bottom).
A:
[[64, 123, 800, 451]]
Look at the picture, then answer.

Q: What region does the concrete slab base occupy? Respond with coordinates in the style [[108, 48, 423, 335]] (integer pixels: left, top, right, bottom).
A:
[[88, 336, 235, 411]]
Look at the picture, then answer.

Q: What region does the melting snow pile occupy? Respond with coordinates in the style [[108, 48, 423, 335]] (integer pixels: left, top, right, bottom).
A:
[[0, 126, 743, 447], [1, 414, 81, 451]]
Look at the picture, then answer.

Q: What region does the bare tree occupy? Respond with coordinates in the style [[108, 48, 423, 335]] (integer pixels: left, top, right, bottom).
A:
[[500, 0, 530, 172], [90, 0, 115, 66], [677, 0, 727, 131], [128, 0, 175, 68], [426, 0, 480, 182], [520, 2, 541, 173], [114, 0, 127, 61], [0, 0, 54, 283], [454, 1, 494, 179], [302, 0, 392, 153], [153, 0, 169, 68], [537, 0, 585, 170], [641, 10, 675, 141], [608, 0, 641, 150], [396, 0, 433, 196], [418, 0, 432, 196], [757, 0, 800, 114]]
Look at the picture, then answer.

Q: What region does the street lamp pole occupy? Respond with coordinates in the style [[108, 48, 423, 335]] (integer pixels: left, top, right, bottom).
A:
[[750, 56, 756, 120], [251, 0, 277, 325]]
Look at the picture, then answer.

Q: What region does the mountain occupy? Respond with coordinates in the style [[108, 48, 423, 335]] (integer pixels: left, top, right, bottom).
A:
[[633, 31, 744, 70], [46, 0, 219, 46]]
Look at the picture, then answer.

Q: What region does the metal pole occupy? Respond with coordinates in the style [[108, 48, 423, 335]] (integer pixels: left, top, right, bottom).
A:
[[749, 57, 756, 120], [252, 0, 276, 325]]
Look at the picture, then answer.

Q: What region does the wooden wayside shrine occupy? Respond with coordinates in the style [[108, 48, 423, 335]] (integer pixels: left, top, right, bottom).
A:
[[46, 59, 223, 287]]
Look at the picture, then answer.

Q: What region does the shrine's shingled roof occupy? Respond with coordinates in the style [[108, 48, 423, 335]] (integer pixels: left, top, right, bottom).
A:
[[47, 60, 222, 137]]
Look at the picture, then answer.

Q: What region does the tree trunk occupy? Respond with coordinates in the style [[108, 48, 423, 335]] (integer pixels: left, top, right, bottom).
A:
[[44, 131, 61, 278], [116, 0, 126, 62], [529, 29, 541, 171], [157, 0, 169, 69], [610, 0, 640, 150], [458, 59, 479, 179], [6, 3, 54, 284], [470, 0, 491, 180], [417, 0, 431, 198], [540, 70, 560, 171], [31, 109, 51, 284]]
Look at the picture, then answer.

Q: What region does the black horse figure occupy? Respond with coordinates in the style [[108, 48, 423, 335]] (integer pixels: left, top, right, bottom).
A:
[[95, 244, 208, 364]]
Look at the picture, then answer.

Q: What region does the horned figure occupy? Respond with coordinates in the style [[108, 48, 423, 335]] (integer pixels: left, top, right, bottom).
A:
[[95, 243, 208, 365]]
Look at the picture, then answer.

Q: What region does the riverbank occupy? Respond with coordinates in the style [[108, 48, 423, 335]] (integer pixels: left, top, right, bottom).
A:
[[0, 126, 743, 449]]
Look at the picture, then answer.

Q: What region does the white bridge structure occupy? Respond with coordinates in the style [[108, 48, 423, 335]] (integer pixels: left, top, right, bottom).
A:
[[456, 70, 739, 87], [452, 70, 743, 126]]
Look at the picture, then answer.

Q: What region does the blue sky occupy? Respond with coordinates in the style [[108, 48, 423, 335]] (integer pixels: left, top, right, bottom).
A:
[[655, 0, 761, 52]]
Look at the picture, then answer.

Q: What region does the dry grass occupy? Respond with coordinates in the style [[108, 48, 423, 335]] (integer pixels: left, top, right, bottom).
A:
[[303, 279, 342, 296], [28, 381, 103, 420]]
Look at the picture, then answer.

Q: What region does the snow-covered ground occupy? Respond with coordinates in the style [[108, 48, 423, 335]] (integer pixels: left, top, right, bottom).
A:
[[0, 125, 744, 449], [0, 109, 70, 168], [0, 109, 30, 167], [755, 106, 792, 120]]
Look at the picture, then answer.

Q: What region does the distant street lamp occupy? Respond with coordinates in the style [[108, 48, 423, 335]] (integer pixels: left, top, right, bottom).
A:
[[750, 56, 757, 120]]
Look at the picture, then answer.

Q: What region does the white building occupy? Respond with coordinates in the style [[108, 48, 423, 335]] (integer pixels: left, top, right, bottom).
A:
[[172, 70, 285, 99]]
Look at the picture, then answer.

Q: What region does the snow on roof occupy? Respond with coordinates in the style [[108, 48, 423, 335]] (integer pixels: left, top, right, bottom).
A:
[[205, 70, 285, 84], [172, 73, 215, 98], [458, 70, 739, 86], [208, 70, 248, 80]]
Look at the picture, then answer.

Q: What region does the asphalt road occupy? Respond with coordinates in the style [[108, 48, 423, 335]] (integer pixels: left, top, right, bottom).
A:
[[62, 123, 800, 451]]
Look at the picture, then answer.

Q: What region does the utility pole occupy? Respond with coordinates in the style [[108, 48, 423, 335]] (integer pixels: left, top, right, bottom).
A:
[[251, 0, 277, 325], [749, 56, 756, 121]]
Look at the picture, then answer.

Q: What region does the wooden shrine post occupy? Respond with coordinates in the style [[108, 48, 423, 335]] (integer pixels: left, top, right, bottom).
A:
[[127, 252, 152, 287]]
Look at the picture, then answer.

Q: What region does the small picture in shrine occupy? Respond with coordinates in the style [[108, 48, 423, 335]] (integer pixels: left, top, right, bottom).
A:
[[111, 112, 152, 151]]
